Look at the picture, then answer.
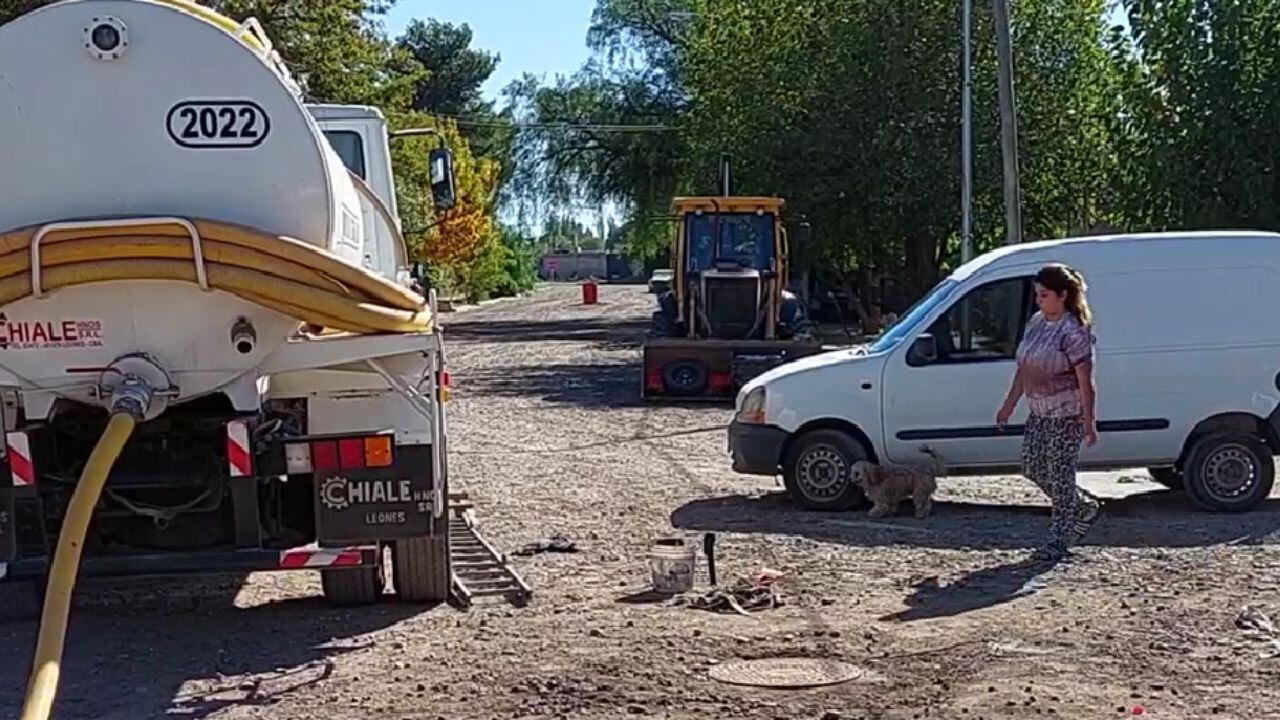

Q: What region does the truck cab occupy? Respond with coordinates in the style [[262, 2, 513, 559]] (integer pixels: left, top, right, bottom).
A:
[[307, 104, 455, 286]]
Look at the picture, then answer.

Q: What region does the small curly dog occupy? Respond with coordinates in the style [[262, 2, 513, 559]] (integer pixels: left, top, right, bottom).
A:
[[851, 446, 946, 519]]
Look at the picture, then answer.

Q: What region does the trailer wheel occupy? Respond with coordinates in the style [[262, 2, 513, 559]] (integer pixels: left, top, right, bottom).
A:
[[321, 562, 385, 606], [782, 429, 870, 511], [662, 359, 709, 396], [1183, 431, 1275, 512], [392, 536, 450, 603]]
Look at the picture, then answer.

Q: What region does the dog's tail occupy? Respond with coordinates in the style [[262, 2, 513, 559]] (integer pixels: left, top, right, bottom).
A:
[[919, 445, 947, 477]]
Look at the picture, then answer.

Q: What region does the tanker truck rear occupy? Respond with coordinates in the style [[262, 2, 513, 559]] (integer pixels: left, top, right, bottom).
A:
[[0, 0, 463, 610]]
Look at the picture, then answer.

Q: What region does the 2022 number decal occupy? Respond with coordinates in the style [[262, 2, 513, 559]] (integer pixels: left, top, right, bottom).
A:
[[166, 100, 271, 148]]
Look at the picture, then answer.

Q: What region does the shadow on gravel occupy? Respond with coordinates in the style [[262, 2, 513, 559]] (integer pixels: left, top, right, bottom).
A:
[[880, 559, 1057, 622], [444, 317, 646, 351], [459, 362, 645, 407], [670, 490, 1280, 551], [0, 589, 432, 720]]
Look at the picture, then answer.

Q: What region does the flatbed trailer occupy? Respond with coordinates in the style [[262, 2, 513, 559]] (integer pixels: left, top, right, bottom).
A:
[[641, 336, 830, 402]]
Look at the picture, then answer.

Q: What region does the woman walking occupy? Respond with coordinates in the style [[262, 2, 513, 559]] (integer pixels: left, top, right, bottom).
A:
[[997, 263, 1101, 562]]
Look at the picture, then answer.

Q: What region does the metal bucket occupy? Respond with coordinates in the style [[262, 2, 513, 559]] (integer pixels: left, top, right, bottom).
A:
[[648, 537, 695, 594]]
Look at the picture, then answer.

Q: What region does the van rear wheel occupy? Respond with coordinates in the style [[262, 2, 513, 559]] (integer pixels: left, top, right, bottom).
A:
[[1183, 431, 1275, 512], [783, 429, 871, 511]]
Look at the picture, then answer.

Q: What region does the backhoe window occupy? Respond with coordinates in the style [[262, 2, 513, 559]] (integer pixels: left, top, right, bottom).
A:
[[685, 213, 774, 271]]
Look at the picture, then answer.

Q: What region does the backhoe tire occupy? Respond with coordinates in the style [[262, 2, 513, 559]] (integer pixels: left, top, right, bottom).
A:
[[393, 536, 450, 603], [321, 563, 384, 606]]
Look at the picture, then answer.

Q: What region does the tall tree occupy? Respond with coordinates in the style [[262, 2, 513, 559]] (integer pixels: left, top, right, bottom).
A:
[[398, 19, 500, 115]]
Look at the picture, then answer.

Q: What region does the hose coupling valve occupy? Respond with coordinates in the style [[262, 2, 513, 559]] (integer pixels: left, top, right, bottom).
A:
[[109, 376, 153, 421]]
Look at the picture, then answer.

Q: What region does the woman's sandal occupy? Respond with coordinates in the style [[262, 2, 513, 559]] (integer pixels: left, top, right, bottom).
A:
[[1073, 492, 1102, 540]]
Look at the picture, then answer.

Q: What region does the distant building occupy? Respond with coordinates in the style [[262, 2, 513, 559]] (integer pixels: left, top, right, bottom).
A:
[[539, 251, 638, 281]]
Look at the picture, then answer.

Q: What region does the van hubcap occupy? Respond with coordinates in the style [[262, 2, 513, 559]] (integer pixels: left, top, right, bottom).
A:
[[1202, 445, 1257, 500], [797, 446, 848, 500]]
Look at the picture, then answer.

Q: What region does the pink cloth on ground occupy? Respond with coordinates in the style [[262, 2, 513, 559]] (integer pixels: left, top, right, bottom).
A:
[[1015, 311, 1094, 418]]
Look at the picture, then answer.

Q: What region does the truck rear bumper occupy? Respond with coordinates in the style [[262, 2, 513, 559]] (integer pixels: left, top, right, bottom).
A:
[[1, 543, 379, 581], [728, 420, 789, 476]]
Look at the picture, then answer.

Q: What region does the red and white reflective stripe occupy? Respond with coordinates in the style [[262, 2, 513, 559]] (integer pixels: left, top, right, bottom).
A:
[[226, 420, 252, 478], [6, 431, 34, 487], [278, 546, 364, 569]]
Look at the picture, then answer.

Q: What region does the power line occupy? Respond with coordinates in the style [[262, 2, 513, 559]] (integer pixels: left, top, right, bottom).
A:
[[429, 114, 677, 133]]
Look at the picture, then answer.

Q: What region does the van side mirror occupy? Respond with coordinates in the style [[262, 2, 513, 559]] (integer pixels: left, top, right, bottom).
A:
[[429, 147, 457, 211], [908, 333, 938, 365]]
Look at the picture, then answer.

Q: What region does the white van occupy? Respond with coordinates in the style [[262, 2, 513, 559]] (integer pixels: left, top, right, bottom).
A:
[[728, 230, 1280, 513]]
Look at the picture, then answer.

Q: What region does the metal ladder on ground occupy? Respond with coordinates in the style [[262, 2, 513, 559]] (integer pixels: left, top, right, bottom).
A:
[[448, 493, 532, 608]]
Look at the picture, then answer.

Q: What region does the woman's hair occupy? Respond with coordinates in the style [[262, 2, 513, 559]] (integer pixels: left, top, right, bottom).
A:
[[1036, 263, 1092, 327]]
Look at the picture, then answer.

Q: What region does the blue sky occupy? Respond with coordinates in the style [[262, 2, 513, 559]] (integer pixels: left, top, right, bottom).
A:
[[384, 1, 597, 103]]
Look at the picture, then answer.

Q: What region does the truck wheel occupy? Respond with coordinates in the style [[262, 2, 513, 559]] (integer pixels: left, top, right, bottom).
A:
[[782, 429, 870, 511], [321, 563, 384, 606], [1183, 431, 1275, 512], [1147, 467, 1184, 489], [392, 536, 450, 603]]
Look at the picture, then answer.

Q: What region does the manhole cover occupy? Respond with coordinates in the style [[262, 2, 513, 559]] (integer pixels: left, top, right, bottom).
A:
[[708, 657, 862, 688]]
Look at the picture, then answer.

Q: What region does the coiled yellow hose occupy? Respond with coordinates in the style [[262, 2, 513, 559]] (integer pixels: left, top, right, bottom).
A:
[[20, 412, 137, 720], [11, 217, 434, 720], [0, 219, 432, 334]]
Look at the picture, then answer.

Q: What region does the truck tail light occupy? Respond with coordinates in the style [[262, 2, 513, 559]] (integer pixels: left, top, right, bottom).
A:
[[645, 367, 664, 393], [364, 435, 393, 467], [438, 370, 452, 402], [285, 434, 396, 475], [708, 371, 734, 394], [311, 440, 339, 473], [338, 438, 365, 468], [284, 442, 312, 474]]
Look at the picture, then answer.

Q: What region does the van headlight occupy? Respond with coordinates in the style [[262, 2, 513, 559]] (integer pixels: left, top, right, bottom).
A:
[[736, 387, 766, 424]]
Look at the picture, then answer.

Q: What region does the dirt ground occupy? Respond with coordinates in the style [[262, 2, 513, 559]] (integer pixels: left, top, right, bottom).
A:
[[4, 283, 1280, 720]]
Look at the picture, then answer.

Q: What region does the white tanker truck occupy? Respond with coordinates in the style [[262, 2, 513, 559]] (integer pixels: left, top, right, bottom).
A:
[[0, 0, 472, 615]]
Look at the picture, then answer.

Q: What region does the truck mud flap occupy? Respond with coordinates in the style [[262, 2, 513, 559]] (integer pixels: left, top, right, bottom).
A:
[[315, 444, 437, 544], [0, 489, 14, 564]]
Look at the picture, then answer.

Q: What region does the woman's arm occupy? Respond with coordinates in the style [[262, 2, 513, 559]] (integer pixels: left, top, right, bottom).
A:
[[1074, 360, 1097, 444], [996, 366, 1024, 424]]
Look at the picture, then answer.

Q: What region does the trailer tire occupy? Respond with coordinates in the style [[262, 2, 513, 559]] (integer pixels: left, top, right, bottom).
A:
[[662, 359, 709, 396], [321, 563, 384, 606], [393, 536, 449, 603]]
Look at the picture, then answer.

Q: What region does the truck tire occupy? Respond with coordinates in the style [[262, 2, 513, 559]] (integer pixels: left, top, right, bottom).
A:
[[782, 429, 871, 511], [1183, 431, 1275, 512], [320, 564, 384, 606], [393, 536, 450, 603]]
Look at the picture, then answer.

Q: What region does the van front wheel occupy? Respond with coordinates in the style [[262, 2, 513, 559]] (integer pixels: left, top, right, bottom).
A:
[[783, 429, 870, 511], [1183, 431, 1275, 512]]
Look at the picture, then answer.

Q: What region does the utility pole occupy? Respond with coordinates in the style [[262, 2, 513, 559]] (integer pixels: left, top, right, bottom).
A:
[[993, 0, 1022, 245], [960, 0, 974, 263]]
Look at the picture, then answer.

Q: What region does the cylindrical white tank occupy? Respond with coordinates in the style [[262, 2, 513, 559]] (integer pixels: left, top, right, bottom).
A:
[[0, 0, 367, 415]]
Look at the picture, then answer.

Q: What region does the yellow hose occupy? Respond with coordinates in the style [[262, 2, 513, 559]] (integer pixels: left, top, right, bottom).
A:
[[0, 219, 432, 335], [20, 412, 137, 720], [8, 217, 435, 719]]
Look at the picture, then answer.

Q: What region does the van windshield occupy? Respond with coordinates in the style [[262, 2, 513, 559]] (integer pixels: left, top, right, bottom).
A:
[[867, 279, 959, 354]]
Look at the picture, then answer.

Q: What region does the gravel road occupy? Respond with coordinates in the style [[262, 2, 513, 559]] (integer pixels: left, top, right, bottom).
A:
[[4, 283, 1280, 719]]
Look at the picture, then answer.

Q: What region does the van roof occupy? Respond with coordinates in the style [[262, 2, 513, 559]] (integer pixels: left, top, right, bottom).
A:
[[953, 229, 1280, 281]]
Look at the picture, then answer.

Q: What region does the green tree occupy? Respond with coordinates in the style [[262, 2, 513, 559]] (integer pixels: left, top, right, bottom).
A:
[[1109, 0, 1280, 231]]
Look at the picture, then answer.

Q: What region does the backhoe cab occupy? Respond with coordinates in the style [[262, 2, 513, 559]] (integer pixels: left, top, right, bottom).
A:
[[643, 191, 822, 401]]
